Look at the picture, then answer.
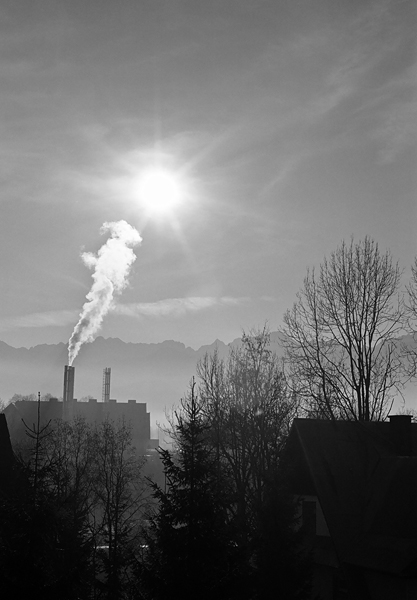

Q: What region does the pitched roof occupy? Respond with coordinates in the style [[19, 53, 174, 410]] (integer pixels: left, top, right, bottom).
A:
[[287, 418, 417, 576], [0, 413, 20, 495], [0, 414, 14, 468]]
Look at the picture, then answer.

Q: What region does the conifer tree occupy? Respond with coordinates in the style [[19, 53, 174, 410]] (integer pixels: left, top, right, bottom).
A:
[[139, 380, 238, 600]]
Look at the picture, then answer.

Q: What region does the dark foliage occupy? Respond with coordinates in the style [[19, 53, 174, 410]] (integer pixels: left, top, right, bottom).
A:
[[137, 371, 311, 600], [0, 408, 93, 599], [0, 401, 146, 600], [138, 381, 241, 600], [251, 476, 311, 599]]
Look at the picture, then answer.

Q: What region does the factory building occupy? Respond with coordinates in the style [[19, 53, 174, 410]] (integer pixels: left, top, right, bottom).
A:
[[4, 366, 159, 455]]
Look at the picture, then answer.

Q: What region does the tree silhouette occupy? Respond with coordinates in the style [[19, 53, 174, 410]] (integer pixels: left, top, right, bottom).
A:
[[139, 380, 238, 600], [90, 418, 146, 600], [281, 237, 406, 420], [196, 328, 308, 598], [0, 396, 92, 599]]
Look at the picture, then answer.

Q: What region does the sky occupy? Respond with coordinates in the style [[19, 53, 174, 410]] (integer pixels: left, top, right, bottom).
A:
[[0, 0, 416, 351]]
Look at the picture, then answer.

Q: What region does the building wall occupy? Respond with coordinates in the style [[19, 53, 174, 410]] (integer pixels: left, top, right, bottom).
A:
[[5, 398, 157, 454], [70, 398, 152, 453]]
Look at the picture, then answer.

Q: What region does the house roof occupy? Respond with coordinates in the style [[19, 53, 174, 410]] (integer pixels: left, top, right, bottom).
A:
[[286, 418, 417, 576], [0, 413, 20, 495], [0, 413, 14, 469]]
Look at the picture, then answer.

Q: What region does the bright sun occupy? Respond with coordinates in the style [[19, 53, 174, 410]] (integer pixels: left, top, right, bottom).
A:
[[138, 168, 183, 217]]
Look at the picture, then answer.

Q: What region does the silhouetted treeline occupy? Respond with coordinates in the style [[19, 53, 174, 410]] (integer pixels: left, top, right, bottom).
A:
[[0, 329, 311, 599], [137, 330, 311, 600], [0, 410, 147, 599]]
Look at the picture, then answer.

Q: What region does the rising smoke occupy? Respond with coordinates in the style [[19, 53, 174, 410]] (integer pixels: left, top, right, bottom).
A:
[[68, 220, 142, 366]]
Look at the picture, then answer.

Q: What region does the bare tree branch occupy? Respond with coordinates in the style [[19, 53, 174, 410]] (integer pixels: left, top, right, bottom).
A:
[[281, 237, 406, 421]]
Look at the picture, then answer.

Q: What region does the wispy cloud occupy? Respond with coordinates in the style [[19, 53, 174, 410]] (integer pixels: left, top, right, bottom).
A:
[[259, 296, 276, 303], [374, 96, 417, 164], [112, 296, 250, 319], [0, 297, 250, 333], [0, 309, 78, 332], [365, 61, 417, 164], [239, 0, 416, 165], [307, 3, 417, 162]]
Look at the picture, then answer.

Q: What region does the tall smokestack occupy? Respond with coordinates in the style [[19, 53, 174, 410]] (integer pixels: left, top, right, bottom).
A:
[[102, 367, 111, 403], [63, 365, 75, 420]]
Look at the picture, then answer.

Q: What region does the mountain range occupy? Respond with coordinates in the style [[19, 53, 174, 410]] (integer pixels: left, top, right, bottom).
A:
[[1, 332, 416, 431], [0, 333, 287, 430]]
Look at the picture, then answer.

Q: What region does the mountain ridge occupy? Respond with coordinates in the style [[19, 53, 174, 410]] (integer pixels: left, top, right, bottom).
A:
[[1, 332, 414, 426], [0, 335, 244, 426]]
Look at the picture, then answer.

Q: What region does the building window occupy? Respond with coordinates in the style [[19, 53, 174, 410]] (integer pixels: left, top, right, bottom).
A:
[[302, 500, 316, 534]]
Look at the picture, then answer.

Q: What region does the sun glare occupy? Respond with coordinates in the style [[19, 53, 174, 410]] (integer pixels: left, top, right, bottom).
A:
[[138, 168, 183, 217]]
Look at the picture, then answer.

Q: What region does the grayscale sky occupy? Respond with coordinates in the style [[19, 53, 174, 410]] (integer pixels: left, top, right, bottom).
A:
[[0, 0, 416, 349]]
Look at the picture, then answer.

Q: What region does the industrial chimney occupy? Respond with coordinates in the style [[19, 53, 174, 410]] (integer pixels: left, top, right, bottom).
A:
[[102, 367, 111, 403], [63, 365, 75, 420]]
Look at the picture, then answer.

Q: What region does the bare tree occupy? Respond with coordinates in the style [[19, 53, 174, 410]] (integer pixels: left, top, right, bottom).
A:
[[9, 393, 37, 402], [407, 257, 417, 317], [281, 237, 406, 421], [195, 327, 308, 598], [91, 418, 146, 600], [42, 417, 147, 599], [140, 344, 307, 600], [404, 257, 417, 374], [197, 327, 298, 540], [44, 416, 95, 528]]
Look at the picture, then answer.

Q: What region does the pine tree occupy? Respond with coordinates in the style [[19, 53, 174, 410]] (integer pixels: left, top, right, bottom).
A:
[[139, 380, 238, 600]]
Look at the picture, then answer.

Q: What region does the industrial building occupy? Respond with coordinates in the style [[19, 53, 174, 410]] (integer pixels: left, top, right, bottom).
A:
[[5, 365, 159, 455]]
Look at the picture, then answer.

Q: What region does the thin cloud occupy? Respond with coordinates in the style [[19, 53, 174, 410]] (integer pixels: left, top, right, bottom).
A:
[[364, 61, 417, 164], [0, 297, 251, 332], [374, 96, 417, 164], [0, 309, 79, 332], [239, 0, 415, 162], [260, 296, 276, 303], [112, 296, 250, 319]]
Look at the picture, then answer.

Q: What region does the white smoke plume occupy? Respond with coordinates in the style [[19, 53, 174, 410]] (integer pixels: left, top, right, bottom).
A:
[[68, 220, 142, 366]]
